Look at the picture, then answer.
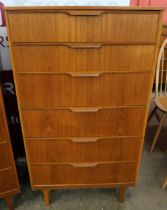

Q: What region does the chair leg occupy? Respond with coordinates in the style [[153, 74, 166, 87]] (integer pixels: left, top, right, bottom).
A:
[[155, 112, 161, 122], [162, 177, 167, 189], [150, 114, 166, 152], [148, 106, 157, 124]]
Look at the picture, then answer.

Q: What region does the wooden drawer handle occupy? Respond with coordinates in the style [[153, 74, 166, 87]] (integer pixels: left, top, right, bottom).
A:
[[68, 107, 100, 112], [67, 43, 102, 49], [68, 72, 101, 77], [69, 137, 100, 143], [67, 10, 104, 16], [70, 163, 97, 168]]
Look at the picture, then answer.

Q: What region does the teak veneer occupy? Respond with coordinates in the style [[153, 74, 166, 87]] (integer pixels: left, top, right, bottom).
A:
[[5, 6, 163, 205], [0, 86, 20, 209]]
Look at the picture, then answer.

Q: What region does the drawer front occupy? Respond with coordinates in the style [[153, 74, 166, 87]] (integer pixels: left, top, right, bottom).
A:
[[0, 111, 8, 142], [0, 142, 11, 169], [8, 11, 159, 43], [13, 45, 155, 73], [0, 168, 18, 194], [31, 162, 136, 186], [22, 107, 145, 138], [17, 73, 151, 108], [27, 137, 141, 163]]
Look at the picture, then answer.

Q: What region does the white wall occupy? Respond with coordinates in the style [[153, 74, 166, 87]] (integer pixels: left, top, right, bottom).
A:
[[2, 0, 130, 6]]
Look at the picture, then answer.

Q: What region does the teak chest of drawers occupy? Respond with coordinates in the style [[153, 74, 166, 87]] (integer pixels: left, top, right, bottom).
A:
[[5, 6, 163, 204], [0, 85, 20, 209]]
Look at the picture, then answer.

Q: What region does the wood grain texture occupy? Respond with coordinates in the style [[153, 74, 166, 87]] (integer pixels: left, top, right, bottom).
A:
[[160, 25, 167, 82], [16, 73, 151, 108], [0, 142, 12, 169], [0, 111, 8, 142], [31, 162, 137, 186], [26, 137, 141, 163], [0, 168, 18, 194], [0, 87, 20, 202], [12, 45, 155, 72], [42, 189, 50, 206], [8, 11, 159, 43], [134, 10, 164, 184], [22, 107, 146, 138], [5, 6, 163, 202], [118, 187, 127, 202]]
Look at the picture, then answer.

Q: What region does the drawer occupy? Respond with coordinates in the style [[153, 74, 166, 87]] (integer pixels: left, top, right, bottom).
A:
[[0, 168, 18, 194], [13, 45, 155, 73], [0, 111, 8, 142], [22, 107, 145, 138], [17, 73, 151, 108], [31, 162, 136, 186], [27, 137, 141, 163], [0, 142, 11, 169], [8, 11, 159, 43]]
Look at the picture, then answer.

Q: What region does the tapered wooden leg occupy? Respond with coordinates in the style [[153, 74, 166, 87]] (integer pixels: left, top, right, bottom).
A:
[[4, 196, 14, 210], [150, 114, 166, 152], [162, 177, 167, 189], [42, 189, 50, 206], [118, 187, 126, 202], [148, 106, 158, 124]]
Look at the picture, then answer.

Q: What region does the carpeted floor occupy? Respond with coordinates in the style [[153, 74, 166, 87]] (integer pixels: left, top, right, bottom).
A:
[[0, 99, 167, 210]]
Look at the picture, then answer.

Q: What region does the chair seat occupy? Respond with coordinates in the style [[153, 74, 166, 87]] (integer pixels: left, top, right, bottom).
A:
[[154, 96, 167, 112]]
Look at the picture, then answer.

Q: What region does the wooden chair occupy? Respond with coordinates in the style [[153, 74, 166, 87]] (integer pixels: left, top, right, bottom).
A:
[[162, 177, 167, 189], [148, 38, 167, 152]]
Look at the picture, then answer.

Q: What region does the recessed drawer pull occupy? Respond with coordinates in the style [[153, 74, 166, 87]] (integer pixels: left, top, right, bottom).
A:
[[67, 10, 104, 16], [68, 107, 100, 113], [67, 43, 103, 49], [70, 163, 98, 168], [68, 72, 101, 77], [69, 137, 100, 143]]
